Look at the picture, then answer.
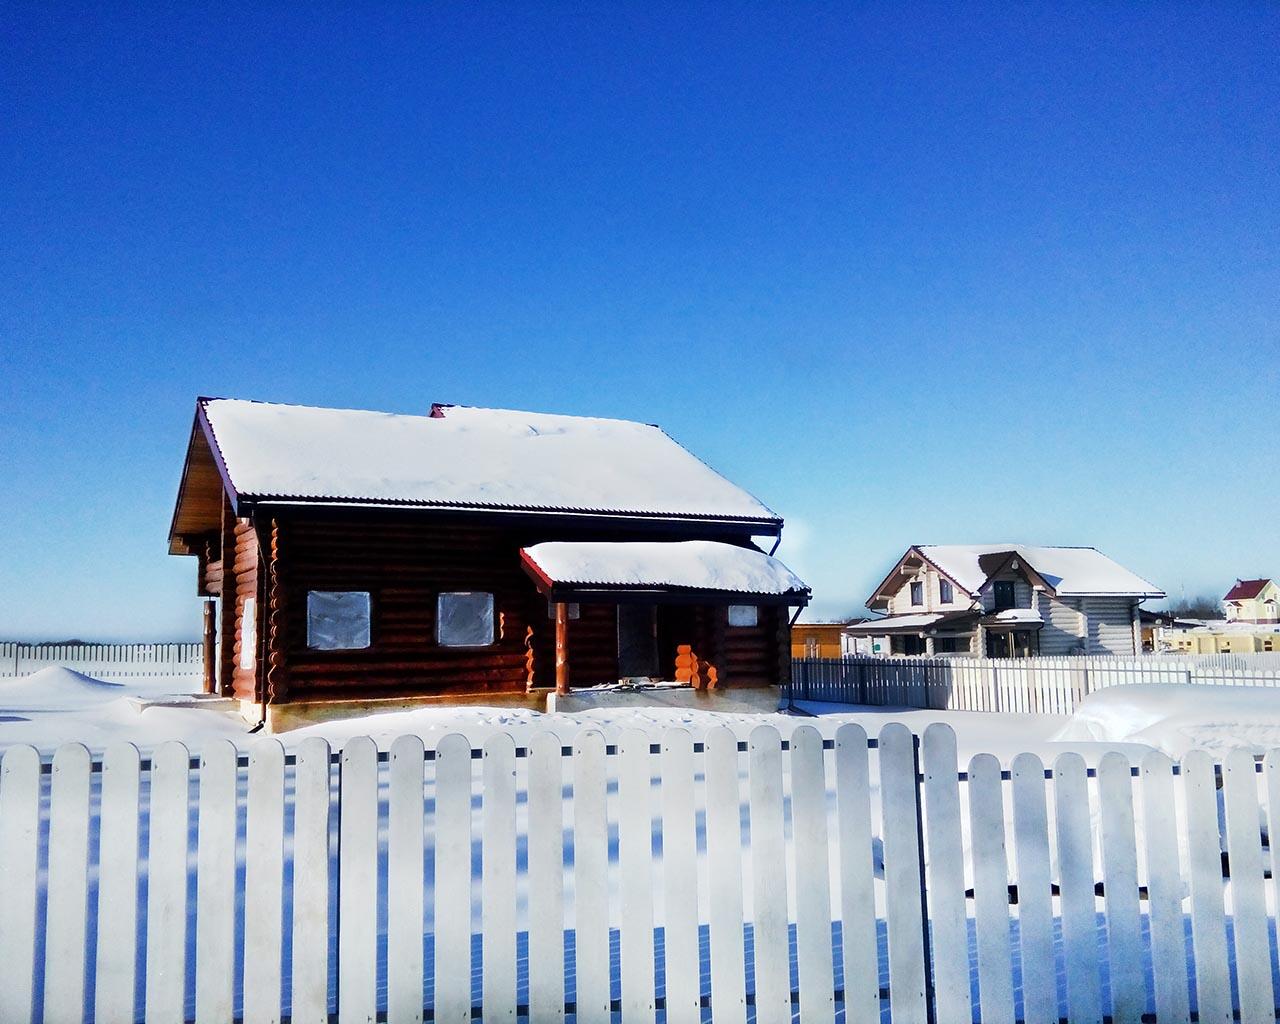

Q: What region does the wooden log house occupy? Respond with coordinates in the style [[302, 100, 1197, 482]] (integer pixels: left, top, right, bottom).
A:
[[169, 398, 809, 726]]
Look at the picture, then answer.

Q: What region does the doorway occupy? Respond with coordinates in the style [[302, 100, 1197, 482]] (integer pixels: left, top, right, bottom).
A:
[[617, 604, 658, 679]]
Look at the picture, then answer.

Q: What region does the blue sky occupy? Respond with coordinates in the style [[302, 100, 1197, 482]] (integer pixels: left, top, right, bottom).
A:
[[2, 4, 1276, 639]]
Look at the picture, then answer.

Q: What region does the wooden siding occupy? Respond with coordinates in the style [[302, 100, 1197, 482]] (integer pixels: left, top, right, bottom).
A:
[[1085, 597, 1138, 655], [1038, 593, 1085, 656], [230, 516, 261, 702]]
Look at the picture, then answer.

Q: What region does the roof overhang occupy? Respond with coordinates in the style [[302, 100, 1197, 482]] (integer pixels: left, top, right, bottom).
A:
[[520, 540, 810, 607], [865, 546, 975, 611]]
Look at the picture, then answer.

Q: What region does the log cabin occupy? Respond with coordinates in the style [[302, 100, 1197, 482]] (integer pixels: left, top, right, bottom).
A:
[[169, 398, 809, 726]]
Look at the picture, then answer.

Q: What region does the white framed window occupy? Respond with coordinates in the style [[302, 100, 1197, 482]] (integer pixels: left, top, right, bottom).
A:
[[546, 600, 581, 620], [239, 596, 256, 670], [307, 591, 371, 650], [728, 604, 759, 628], [438, 592, 495, 647]]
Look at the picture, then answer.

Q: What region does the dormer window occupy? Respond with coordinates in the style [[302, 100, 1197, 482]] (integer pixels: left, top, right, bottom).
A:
[[910, 581, 924, 606], [993, 580, 1016, 611]]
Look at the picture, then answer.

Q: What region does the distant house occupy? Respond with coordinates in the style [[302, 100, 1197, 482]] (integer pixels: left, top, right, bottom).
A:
[[845, 544, 1164, 657], [1223, 579, 1279, 624], [169, 398, 809, 727], [790, 621, 848, 659]]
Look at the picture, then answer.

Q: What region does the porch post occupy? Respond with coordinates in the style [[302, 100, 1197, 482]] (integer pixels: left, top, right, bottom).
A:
[[201, 599, 217, 694], [555, 601, 570, 695]]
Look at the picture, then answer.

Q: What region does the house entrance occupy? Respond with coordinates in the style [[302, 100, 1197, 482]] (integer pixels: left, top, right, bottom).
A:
[[617, 604, 659, 679]]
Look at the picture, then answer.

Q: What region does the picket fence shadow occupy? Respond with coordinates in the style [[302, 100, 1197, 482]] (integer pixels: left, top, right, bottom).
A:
[[0, 724, 1278, 1023], [792, 653, 1280, 714]]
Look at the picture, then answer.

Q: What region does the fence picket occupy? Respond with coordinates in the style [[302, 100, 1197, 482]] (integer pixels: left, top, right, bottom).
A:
[[704, 725, 748, 1024], [0, 745, 40, 1024], [1182, 750, 1232, 1024], [969, 753, 1014, 1024], [338, 736, 378, 1024], [618, 730, 657, 1024], [660, 729, 701, 1024], [792, 725, 836, 1024], [1010, 753, 1056, 1024], [43, 743, 92, 1024], [388, 735, 426, 1024], [1139, 752, 1190, 1024], [434, 733, 473, 1024], [97, 743, 142, 1024], [527, 730, 565, 1024], [146, 741, 191, 1024], [482, 734, 519, 1024], [195, 740, 238, 1024], [291, 738, 332, 1024], [921, 724, 970, 1024], [1096, 752, 1143, 1024], [747, 725, 790, 1024], [878, 724, 928, 1024], [835, 720, 879, 1024], [244, 739, 286, 1024], [1221, 749, 1273, 1021], [1053, 752, 1102, 1024]]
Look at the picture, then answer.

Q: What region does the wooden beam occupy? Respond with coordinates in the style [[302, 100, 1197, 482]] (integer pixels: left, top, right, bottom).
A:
[[201, 599, 217, 695], [555, 602, 570, 695]]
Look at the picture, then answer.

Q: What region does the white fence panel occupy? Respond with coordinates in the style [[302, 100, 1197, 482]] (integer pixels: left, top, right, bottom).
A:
[[0, 641, 204, 683], [43, 743, 92, 1024], [195, 740, 237, 1024], [5, 724, 1280, 1024], [482, 734, 519, 1024], [97, 742, 142, 1024]]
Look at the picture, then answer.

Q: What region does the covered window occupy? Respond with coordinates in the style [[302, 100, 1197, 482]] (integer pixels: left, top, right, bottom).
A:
[[437, 592, 495, 647], [910, 581, 924, 606], [239, 597, 256, 670], [307, 591, 371, 650], [728, 604, 759, 628], [939, 579, 954, 604]]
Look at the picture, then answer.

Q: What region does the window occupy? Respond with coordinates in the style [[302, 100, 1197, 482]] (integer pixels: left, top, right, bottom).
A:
[[437, 592, 495, 647], [993, 580, 1016, 611], [546, 600, 580, 620], [307, 591, 371, 650], [939, 579, 954, 604], [239, 597, 256, 670], [910, 581, 924, 606], [728, 604, 759, 627]]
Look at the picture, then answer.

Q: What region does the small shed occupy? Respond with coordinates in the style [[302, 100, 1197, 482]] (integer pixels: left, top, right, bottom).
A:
[[169, 398, 809, 725]]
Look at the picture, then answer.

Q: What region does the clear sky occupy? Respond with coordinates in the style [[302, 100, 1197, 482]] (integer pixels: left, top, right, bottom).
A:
[[2, 4, 1276, 640]]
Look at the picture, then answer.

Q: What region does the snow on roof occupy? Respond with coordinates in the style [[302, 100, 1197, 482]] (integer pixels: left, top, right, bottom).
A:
[[844, 612, 945, 634], [521, 540, 809, 598], [918, 544, 1163, 598], [201, 398, 779, 523]]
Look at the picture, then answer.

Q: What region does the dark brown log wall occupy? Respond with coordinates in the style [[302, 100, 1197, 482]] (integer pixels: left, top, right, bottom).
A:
[[229, 516, 261, 702], [259, 511, 787, 702]]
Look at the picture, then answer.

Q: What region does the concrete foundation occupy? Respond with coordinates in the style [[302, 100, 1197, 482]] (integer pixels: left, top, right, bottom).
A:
[[546, 683, 782, 715]]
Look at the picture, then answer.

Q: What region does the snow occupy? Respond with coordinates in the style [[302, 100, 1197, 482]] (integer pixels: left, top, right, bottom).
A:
[[918, 543, 1163, 598], [202, 398, 778, 521], [845, 612, 942, 632], [988, 607, 1043, 624], [1054, 682, 1280, 759], [521, 539, 808, 596]]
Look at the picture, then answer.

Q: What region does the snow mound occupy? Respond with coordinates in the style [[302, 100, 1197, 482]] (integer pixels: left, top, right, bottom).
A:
[[1054, 683, 1280, 759], [0, 666, 125, 710]]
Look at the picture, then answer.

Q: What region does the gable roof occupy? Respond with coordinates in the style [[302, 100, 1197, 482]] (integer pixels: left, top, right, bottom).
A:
[[1224, 578, 1275, 601], [868, 543, 1163, 607], [170, 398, 780, 551]]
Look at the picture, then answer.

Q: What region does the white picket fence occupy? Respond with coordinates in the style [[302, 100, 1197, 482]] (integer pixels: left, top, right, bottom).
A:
[[792, 653, 1280, 713], [0, 642, 203, 684], [0, 725, 1277, 1023]]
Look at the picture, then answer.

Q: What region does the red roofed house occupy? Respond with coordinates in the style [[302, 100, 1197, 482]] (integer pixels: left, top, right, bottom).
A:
[[169, 398, 809, 728], [1223, 579, 1279, 624]]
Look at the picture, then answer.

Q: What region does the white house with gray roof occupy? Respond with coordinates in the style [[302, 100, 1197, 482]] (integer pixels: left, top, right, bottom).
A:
[[847, 544, 1164, 657]]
